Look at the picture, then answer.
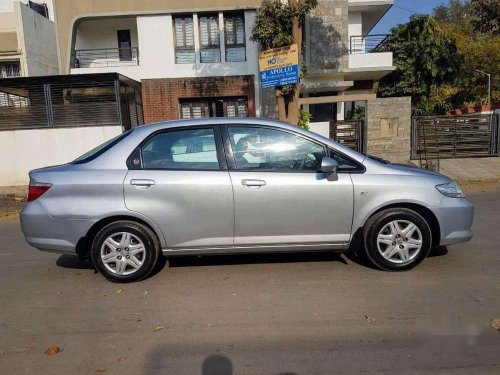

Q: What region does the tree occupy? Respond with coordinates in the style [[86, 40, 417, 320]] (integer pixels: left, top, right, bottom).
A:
[[252, 0, 318, 125], [433, 0, 472, 27], [433, 1, 500, 106], [377, 15, 462, 105], [471, 0, 500, 35], [442, 25, 500, 105]]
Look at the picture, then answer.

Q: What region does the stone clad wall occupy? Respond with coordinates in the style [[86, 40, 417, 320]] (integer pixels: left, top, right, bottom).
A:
[[366, 96, 412, 163], [307, 0, 348, 72]]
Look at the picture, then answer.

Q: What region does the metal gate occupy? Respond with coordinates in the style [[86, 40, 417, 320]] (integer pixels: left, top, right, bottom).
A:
[[329, 120, 364, 153], [412, 114, 499, 161]]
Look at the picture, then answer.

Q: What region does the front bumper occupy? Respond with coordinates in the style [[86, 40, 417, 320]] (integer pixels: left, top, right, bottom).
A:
[[431, 197, 474, 246], [20, 201, 95, 254]]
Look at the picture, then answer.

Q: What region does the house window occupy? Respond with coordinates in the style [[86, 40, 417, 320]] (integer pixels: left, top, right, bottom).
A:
[[198, 14, 220, 63], [180, 97, 248, 119], [224, 12, 246, 62], [0, 62, 20, 78], [173, 15, 195, 63]]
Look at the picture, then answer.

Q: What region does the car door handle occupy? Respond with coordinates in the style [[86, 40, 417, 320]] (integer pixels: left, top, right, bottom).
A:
[[241, 179, 266, 188], [130, 179, 156, 187]]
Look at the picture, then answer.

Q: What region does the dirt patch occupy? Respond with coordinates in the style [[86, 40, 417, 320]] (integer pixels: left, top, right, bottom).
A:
[[458, 179, 500, 195], [0, 194, 26, 217]]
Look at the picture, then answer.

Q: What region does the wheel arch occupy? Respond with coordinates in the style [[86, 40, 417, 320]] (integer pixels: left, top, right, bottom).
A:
[[76, 215, 164, 260], [361, 203, 441, 247]]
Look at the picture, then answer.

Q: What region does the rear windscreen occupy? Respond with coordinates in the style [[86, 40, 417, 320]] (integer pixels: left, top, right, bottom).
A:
[[72, 130, 131, 164]]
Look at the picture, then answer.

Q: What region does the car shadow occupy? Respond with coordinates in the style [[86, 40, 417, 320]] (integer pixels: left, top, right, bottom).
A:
[[166, 251, 348, 268], [55, 247, 448, 275], [428, 245, 448, 258], [344, 245, 449, 270], [56, 254, 94, 270], [55, 251, 349, 280]]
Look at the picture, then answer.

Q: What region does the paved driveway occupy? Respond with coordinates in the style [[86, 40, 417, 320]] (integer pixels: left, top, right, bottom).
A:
[[0, 191, 499, 374]]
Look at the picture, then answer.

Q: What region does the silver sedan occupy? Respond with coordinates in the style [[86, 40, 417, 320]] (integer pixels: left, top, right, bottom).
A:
[[20, 118, 474, 282]]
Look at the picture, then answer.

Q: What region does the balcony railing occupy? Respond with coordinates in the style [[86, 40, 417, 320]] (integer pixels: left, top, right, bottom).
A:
[[72, 47, 139, 68], [349, 34, 388, 54]]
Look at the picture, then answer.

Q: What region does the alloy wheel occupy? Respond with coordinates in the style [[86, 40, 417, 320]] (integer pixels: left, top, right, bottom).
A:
[[100, 232, 146, 275], [376, 220, 423, 264]]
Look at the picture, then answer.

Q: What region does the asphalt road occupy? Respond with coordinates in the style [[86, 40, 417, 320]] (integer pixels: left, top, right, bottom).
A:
[[1, 191, 499, 375]]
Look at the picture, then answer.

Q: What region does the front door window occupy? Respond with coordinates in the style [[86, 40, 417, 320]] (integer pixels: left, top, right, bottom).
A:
[[227, 126, 326, 171]]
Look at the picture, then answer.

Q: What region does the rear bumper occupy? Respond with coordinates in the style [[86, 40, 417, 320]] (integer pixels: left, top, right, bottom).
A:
[[20, 202, 95, 254], [432, 197, 474, 246]]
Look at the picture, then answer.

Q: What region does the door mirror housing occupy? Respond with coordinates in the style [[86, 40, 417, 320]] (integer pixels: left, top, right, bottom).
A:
[[320, 156, 338, 174]]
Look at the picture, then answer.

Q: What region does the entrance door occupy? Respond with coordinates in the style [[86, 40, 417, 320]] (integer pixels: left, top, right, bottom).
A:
[[225, 125, 354, 246], [117, 30, 132, 61]]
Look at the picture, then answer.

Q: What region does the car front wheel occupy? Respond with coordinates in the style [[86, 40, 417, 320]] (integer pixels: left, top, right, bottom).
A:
[[363, 208, 432, 271], [91, 221, 160, 282]]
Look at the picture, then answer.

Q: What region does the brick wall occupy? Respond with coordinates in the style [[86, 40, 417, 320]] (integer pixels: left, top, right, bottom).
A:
[[366, 97, 412, 163], [141, 75, 255, 123]]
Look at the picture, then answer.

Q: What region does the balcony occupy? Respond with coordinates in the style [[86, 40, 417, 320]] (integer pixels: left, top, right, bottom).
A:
[[72, 47, 139, 68], [349, 34, 388, 54], [345, 34, 394, 80]]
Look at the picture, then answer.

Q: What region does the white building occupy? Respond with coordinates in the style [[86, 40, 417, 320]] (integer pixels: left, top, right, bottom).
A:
[[55, 0, 395, 125], [0, 0, 58, 78]]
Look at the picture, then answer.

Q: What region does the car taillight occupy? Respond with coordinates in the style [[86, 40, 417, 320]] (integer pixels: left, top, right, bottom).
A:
[[27, 182, 52, 202]]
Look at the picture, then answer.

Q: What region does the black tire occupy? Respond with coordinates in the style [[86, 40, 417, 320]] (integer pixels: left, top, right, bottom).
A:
[[363, 208, 432, 271], [91, 221, 161, 283]]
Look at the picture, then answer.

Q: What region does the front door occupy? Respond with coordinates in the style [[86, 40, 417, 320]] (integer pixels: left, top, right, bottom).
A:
[[225, 125, 354, 246], [124, 127, 233, 248]]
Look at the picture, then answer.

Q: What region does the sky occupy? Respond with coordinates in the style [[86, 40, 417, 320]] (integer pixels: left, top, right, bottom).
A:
[[371, 0, 450, 34]]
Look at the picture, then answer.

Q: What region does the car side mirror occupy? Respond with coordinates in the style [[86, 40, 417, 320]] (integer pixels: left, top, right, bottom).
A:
[[320, 156, 338, 174]]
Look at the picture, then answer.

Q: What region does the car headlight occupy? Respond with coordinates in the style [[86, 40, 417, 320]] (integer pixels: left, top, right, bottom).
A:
[[435, 182, 465, 198]]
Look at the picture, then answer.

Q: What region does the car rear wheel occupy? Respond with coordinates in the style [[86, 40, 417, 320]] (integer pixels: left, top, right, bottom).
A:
[[363, 208, 432, 271], [91, 221, 160, 282]]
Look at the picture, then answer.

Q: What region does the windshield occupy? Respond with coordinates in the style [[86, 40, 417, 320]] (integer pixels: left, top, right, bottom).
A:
[[365, 154, 390, 164], [72, 131, 131, 164]]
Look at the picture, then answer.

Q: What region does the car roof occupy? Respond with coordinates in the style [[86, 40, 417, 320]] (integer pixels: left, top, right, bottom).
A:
[[132, 117, 296, 134]]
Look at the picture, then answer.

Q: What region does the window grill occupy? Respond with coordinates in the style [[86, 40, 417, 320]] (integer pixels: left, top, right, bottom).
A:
[[179, 97, 248, 119], [199, 14, 221, 63], [224, 12, 246, 62], [173, 16, 196, 64]]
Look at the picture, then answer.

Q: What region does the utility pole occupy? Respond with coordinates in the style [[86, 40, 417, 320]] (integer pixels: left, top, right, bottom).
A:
[[475, 69, 491, 106]]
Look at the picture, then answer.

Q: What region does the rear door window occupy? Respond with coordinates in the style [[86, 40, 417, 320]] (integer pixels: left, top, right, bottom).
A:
[[141, 128, 220, 170]]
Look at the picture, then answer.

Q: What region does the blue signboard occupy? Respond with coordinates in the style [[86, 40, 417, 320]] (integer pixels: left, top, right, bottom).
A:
[[260, 65, 299, 88]]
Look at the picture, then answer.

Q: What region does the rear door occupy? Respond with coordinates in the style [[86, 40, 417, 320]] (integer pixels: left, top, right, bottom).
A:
[[124, 126, 234, 248], [224, 125, 355, 246]]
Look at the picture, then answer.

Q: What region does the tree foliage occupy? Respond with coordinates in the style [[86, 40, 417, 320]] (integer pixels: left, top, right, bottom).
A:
[[378, 15, 461, 104], [433, 0, 472, 27], [435, 0, 500, 105], [378, 1, 499, 113], [470, 0, 500, 35], [251, 0, 295, 50]]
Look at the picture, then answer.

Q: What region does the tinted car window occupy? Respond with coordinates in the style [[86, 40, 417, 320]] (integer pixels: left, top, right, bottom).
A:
[[141, 128, 219, 170], [228, 126, 326, 171]]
